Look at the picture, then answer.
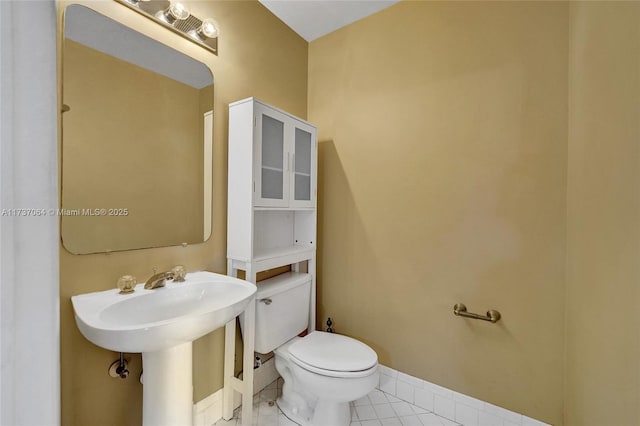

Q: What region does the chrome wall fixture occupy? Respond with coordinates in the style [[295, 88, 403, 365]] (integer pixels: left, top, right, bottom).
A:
[[453, 303, 501, 323], [115, 0, 218, 55]]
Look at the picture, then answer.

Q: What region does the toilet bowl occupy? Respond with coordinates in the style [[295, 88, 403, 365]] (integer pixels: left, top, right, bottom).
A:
[[245, 272, 379, 426], [274, 331, 379, 426]]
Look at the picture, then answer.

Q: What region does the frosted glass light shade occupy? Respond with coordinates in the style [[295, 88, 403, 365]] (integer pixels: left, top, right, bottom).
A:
[[169, 2, 190, 20], [199, 19, 218, 39]]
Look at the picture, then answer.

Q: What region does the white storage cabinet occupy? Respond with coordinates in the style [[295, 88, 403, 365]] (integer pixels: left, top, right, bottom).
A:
[[223, 97, 318, 425]]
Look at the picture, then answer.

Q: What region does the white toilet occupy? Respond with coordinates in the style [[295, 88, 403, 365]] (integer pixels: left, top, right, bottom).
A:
[[250, 272, 379, 426]]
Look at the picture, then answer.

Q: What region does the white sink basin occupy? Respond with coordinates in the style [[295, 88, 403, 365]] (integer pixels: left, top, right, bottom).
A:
[[72, 271, 256, 425], [71, 271, 256, 353]]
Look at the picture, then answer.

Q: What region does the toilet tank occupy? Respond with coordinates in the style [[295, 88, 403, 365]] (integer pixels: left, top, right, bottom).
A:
[[246, 272, 311, 354]]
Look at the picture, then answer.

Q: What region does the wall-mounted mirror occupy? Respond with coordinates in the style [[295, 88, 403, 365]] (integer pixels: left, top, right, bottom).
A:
[[61, 4, 214, 254]]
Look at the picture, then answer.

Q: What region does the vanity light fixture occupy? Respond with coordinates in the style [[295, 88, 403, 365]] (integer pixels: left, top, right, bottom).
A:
[[115, 0, 218, 55]]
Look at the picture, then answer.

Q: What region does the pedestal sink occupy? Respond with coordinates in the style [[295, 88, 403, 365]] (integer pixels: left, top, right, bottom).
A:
[[71, 271, 256, 426]]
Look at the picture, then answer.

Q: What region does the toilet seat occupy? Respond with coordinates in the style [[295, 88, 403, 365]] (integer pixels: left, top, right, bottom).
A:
[[288, 331, 378, 378], [289, 355, 378, 378]]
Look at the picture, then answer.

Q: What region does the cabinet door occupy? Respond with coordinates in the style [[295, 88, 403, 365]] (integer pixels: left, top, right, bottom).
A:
[[254, 105, 289, 207], [289, 121, 317, 208]]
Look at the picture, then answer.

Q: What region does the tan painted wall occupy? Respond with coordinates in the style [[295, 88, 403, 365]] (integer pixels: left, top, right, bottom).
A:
[[58, 1, 307, 425], [58, 1, 640, 424], [565, 2, 640, 425], [308, 2, 568, 424], [62, 39, 206, 253]]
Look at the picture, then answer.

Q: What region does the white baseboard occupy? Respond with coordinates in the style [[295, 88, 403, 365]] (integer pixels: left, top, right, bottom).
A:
[[377, 365, 550, 426], [193, 388, 225, 426], [193, 357, 279, 426]]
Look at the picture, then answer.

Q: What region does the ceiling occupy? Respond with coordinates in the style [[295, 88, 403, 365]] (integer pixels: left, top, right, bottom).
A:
[[258, 0, 401, 42]]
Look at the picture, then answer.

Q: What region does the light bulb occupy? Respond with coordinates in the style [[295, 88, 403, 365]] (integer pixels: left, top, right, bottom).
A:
[[196, 18, 218, 40], [157, 1, 190, 24], [169, 2, 190, 20]]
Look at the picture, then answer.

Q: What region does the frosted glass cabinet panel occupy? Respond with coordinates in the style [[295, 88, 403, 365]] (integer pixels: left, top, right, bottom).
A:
[[290, 125, 316, 208], [255, 105, 291, 207], [260, 114, 285, 202]]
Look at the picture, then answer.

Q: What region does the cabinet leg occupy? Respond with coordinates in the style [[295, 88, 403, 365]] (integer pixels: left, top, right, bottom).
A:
[[309, 256, 316, 331], [246, 265, 256, 283], [227, 259, 237, 277], [240, 299, 255, 425], [222, 319, 235, 420]]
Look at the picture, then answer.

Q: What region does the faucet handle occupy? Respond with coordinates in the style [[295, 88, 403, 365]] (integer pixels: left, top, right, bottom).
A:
[[171, 265, 187, 282], [117, 275, 136, 294]]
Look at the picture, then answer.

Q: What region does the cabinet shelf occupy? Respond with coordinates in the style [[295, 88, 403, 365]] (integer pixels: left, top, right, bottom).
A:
[[253, 206, 315, 211], [253, 245, 315, 271], [228, 245, 314, 273], [254, 244, 314, 262], [262, 166, 283, 172]]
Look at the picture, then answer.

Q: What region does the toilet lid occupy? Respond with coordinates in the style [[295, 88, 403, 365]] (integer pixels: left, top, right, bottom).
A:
[[288, 331, 378, 373]]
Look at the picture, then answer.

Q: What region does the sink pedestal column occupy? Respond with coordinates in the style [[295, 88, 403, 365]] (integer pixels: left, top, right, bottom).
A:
[[142, 342, 193, 426]]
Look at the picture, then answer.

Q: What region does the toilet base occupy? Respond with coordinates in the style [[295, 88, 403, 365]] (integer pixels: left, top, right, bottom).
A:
[[276, 396, 310, 426], [310, 400, 350, 426], [277, 397, 350, 426]]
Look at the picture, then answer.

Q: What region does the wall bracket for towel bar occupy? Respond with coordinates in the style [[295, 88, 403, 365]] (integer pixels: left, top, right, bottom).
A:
[[453, 303, 501, 323]]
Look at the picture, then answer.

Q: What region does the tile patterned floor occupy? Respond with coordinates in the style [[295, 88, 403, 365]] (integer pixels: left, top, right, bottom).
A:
[[214, 378, 461, 426]]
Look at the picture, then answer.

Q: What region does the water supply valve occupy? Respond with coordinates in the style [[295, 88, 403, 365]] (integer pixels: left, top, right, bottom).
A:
[[108, 353, 130, 379]]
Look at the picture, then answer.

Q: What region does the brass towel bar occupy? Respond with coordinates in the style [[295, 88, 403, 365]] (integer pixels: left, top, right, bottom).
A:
[[453, 303, 501, 323]]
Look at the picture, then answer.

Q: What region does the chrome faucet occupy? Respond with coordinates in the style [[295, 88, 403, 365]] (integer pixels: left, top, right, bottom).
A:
[[144, 271, 175, 290]]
